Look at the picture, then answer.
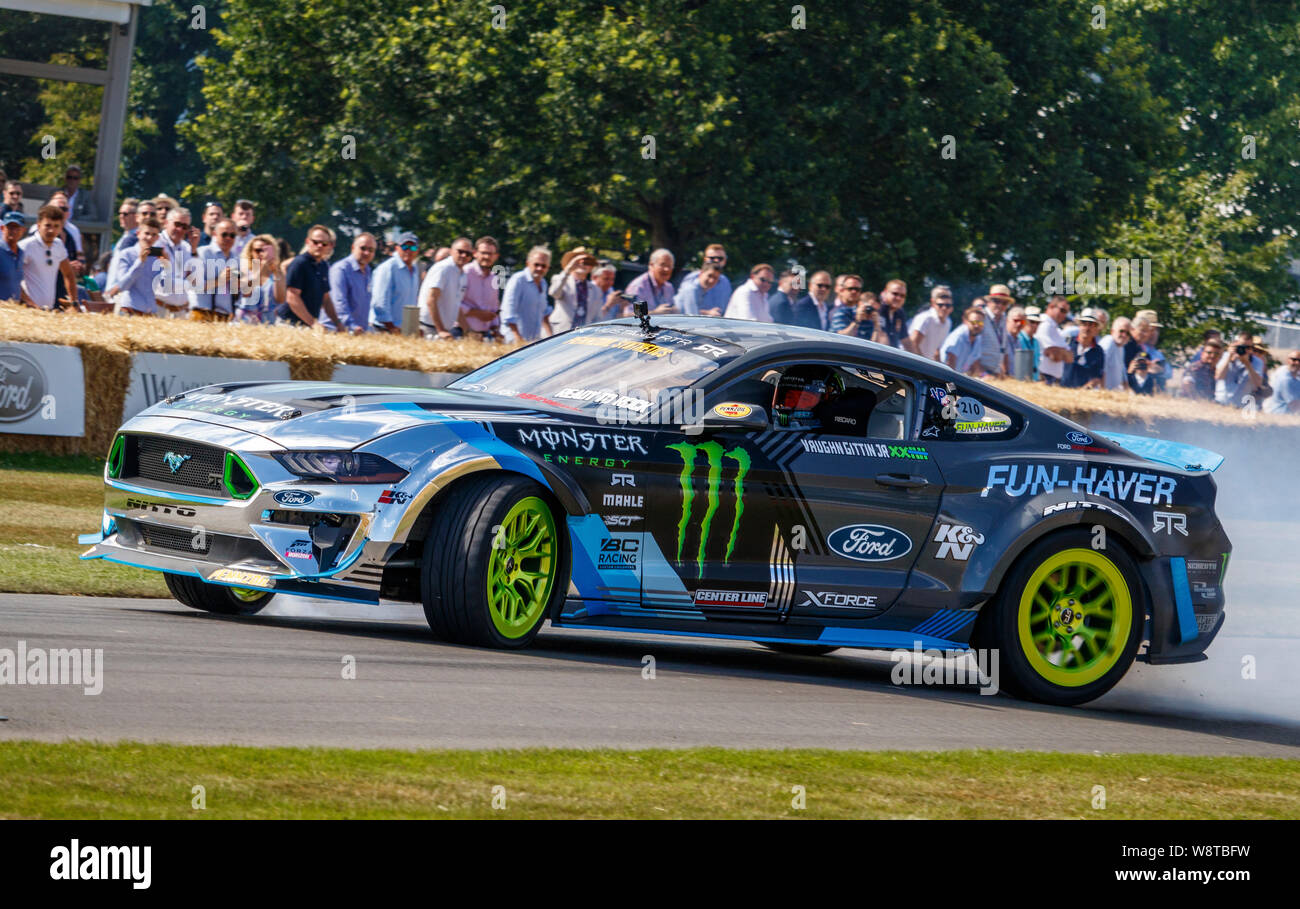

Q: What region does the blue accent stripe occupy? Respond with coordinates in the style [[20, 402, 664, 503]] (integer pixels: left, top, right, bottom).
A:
[[911, 610, 975, 638], [1170, 557, 1198, 644], [107, 478, 232, 506]]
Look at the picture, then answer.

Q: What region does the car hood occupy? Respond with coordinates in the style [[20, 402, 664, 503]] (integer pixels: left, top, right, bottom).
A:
[[133, 380, 573, 448]]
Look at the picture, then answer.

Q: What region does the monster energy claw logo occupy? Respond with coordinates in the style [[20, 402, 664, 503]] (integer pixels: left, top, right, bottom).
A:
[[163, 451, 192, 473], [667, 441, 750, 577]]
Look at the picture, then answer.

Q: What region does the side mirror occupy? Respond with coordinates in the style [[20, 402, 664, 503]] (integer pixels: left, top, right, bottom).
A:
[[682, 402, 770, 435]]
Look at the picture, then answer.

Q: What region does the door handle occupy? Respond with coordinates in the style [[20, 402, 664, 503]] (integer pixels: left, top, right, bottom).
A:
[[875, 473, 930, 489]]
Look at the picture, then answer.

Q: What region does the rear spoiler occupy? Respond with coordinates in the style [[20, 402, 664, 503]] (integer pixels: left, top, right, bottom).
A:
[[1100, 431, 1225, 473]]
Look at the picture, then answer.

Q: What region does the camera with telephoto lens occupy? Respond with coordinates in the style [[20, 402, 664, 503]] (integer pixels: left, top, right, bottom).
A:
[[1235, 344, 1248, 356]]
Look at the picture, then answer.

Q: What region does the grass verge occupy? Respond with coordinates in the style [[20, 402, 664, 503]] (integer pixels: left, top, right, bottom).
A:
[[0, 452, 165, 598], [0, 741, 1296, 819]]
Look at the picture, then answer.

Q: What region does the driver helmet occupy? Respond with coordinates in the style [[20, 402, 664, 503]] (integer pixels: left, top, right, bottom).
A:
[[772, 366, 842, 428]]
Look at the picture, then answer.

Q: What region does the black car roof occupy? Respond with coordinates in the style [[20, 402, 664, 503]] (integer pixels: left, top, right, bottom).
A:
[[594, 316, 1079, 436]]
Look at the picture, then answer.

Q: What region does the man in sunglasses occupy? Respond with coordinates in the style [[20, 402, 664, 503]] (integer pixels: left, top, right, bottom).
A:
[[278, 224, 343, 329], [158, 207, 199, 317], [829, 276, 885, 341], [19, 205, 79, 309], [790, 269, 833, 330], [188, 217, 241, 321], [370, 231, 421, 334], [323, 232, 376, 333], [419, 236, 473, 339], [1264, 349, 1300, 414], [1, 211, 34, 305], [908, 285, 954, 360], [877, 279, 913, 351], [2, 180, 24, 216]]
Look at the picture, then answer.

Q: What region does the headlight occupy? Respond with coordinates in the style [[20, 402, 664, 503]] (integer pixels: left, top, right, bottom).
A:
[[274, 451, 408, 483]]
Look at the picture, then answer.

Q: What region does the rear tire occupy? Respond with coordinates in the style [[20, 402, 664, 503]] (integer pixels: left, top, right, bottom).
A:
[[420, 475, 566, 648], [163, 572, 274, 615], [986, 528, 1143, 706], [759, 642, 840, 656]]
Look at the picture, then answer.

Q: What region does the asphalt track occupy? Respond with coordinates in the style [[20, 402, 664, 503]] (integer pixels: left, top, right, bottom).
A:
[[1, 510, 1296, 756]]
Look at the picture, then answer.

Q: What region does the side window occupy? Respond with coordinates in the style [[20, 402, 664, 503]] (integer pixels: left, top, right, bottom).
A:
[[711, 363, 913, 439], [920, 382, 1021, 440]]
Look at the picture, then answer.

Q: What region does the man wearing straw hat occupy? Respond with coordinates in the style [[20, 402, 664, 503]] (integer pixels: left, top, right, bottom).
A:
[[548, 246, 600, 333]]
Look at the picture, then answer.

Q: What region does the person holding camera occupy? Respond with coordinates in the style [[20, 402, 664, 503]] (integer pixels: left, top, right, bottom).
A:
[[1214, 332, 1265, 406], [106, 216, 167, 316]]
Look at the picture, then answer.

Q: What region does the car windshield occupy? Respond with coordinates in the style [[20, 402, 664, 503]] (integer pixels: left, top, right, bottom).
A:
[[449, 324, 744, 417]]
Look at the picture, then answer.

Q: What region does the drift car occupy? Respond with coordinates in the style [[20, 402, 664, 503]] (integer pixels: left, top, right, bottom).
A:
[[81, 315, 1230, 705]]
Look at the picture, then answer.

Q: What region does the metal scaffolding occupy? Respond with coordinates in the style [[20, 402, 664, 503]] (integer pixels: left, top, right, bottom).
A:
[[0, 0, 150, 255]]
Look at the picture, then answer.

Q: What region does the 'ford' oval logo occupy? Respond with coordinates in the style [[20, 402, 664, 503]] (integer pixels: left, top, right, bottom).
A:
[[0, 347, 47, 423], [827, 524, 913, 562], [273, 490, 316, 506], [1066, 431, 1093, 445]]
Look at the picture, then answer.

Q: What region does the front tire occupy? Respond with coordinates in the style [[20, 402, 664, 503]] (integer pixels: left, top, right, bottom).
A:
[[986, 529, 1143, 706], [420, 475, 565, 648], [164, 572, 274, 615]]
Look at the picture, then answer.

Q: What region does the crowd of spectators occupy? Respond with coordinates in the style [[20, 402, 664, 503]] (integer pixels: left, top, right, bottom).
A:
[[1, 177, 1295, 415]]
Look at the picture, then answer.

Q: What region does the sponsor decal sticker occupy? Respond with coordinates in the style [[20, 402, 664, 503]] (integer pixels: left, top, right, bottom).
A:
[[517, 426, 649, 455], [796, 590, 880, 609], [1043, 500, 1119, 516], [693, 589, 768, 607], [954, 419, 1010, 434], [1191, 580, 1218, 600], [602, 493, 643, 508], [209, 568, 273, 588], [1152, 510, 1188, 536], [541, 454, 633, 469], [565, 335, 669, 358], [555, 386, 653, 414], [611, 473, 636, 486], [953, 397, 985, 421], [284, 539, 314, 560], [932, 523, 985, 560], [167, 391, 301, 421], [1066, 431, 1093, 445], [982, 464, 1176, 505], [827, 524, 913, 562], [602, 514, 642, 528], [378, 489, 411, 505], [125, 497, 197, 517], [712, 402, 753, 419], [798, 439, 928, 459], [597, 537, 638, 570], [273, 490, 317, 506], [667, 441, 750, 577], [1186, 559, 1218, 572]]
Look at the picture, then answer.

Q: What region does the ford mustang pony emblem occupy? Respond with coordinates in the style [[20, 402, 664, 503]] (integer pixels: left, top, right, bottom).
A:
[[162, 451, 192, 473]]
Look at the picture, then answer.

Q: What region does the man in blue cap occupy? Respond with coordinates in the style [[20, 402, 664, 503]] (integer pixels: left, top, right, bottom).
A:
[[1, 211, 33, 305]]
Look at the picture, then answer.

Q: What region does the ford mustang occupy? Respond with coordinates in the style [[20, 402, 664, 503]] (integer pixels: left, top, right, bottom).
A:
[[81, 314, 1230, 705]]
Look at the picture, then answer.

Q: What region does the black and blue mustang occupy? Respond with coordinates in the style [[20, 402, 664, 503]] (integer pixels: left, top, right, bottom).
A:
[[82, 316, 1230, 705]]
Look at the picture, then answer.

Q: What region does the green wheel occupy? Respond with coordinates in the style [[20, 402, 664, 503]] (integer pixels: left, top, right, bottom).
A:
[[163, 572, 274, 615], [985, 529, 1143, 706], [420, 475, 566, 648], [486, 496, 559, 640]]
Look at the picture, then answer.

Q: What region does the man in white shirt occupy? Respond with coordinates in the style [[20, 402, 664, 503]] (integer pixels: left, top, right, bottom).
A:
[[724, 263, 775, 322], [19, 204, 79, 309], [420, 236, 472, 339], [908, 285, 954, 359], [1036, 295, 1074, 385], [157, 207, 199, 316]]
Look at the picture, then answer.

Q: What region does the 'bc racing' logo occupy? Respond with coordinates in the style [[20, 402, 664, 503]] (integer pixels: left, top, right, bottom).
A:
[[666, 442, 750, 577]]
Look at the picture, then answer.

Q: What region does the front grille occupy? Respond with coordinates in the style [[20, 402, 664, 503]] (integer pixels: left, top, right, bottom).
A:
[[125, 436, 228, 495], [139, 522, 211, 555]]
